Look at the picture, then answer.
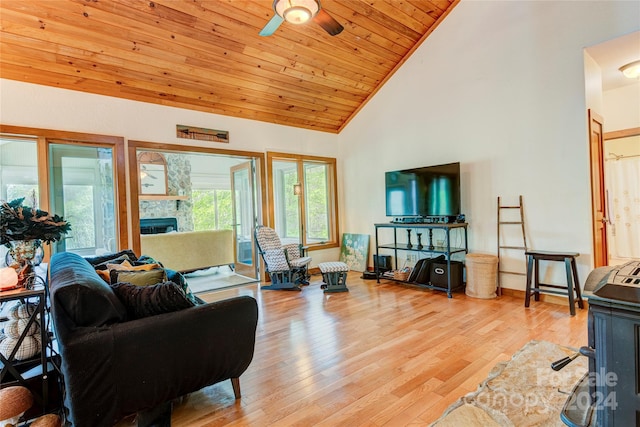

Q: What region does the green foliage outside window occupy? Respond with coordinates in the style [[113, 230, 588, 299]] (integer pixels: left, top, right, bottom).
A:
[[6, 185, 39, 203], [63, 185, 95, 250], [192, 189, 233, 230], [304, 164, 329, 241]]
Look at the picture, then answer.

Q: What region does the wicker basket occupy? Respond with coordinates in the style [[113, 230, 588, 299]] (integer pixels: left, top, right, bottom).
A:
[[393, 269, 411, 281], [465, 253, 499, 299]]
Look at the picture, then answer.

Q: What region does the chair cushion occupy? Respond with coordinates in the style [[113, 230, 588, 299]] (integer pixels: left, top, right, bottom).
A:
[[319, 261, 349, 273], [262, 249, 290, 272], [289, 257, 311, 267]]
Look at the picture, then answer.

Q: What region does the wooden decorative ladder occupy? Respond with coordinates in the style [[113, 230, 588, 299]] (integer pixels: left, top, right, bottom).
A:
[[497, 195, 528, 295]]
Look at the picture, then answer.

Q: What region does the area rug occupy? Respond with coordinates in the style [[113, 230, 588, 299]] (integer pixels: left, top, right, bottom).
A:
[[184, 268, 257, 293], [431, 340, 588, 426]]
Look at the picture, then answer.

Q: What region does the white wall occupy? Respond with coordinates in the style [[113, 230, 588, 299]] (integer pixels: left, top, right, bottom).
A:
[[339, 0, 640, 290], [603, 84, 640, 132]]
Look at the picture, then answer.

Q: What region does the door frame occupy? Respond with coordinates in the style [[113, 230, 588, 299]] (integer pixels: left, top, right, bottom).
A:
[[128, 140, 267, 258], [588, 110, 608, 267]]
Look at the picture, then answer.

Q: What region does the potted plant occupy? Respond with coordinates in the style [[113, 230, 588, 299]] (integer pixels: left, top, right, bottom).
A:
[[1, 196, 71, 288]]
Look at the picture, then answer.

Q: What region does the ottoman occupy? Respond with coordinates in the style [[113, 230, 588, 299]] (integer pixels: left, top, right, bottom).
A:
[[319, 262, 349, 293]]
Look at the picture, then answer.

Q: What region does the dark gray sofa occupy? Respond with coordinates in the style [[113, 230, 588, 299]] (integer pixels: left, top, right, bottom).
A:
[[48, 251, 258, 427]]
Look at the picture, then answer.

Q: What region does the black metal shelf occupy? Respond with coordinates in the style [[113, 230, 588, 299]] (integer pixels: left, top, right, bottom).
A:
[[0, 285, 59, 416], [374, 222, 468, 298], [377, 243, 467, 254]]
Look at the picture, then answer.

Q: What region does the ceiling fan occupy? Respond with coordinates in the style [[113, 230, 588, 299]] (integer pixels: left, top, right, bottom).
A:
[[259, 0, 344, 37]]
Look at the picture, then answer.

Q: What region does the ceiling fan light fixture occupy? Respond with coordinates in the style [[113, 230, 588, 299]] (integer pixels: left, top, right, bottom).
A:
[[284, 6, 312, 24], [275, 0, 319, 23], [619, 60, 640, 79]]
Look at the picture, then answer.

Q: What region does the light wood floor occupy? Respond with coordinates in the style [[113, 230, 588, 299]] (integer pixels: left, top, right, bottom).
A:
[[168, 272, 588, 426]]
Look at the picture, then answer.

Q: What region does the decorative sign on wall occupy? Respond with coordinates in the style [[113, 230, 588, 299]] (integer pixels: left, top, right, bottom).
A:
[[176, 125, 229, 143]]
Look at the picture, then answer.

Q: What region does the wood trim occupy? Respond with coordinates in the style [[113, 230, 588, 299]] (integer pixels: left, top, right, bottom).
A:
[[128, 139, 267, 256], [1, 124, 122, 144], [587, 110, 607, 268], [500, 287, 589, 309], [138, 195, 188, 201], [603, 127, 640, 140], [265, 151, 340, 251], [128, 140, 265, 159], [129, 143, 142, 256], [36, 136, 51, 262], [113, 137, 129, 252]]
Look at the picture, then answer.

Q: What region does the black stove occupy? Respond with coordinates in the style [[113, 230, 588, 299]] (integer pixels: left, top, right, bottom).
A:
[[561, 261, 640, 427]]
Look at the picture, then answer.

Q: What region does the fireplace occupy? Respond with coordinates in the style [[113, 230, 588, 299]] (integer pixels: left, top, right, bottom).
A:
[[140, 217, 178, 234], [560, 261, 640, 427]]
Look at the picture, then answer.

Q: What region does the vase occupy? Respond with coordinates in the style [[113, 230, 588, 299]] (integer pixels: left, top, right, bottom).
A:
[[7, 240, 43, 289]]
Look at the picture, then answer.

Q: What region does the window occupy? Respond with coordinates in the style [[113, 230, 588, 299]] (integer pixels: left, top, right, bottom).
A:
[[6, 184, 39, 202], [192, 188, 233, 230], [1, 126, 127, 261], [1, 136, 39, 202], [267, 152, 338, 250]]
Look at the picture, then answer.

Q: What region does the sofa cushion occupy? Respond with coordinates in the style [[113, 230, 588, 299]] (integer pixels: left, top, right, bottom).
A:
[[49, 252, 128, 327], [135, 256, 201, 304], [85, 250, 138, 269], [109, 268, 167, 287], [107, 260, 161, 272], [109, 281, 195, 319]]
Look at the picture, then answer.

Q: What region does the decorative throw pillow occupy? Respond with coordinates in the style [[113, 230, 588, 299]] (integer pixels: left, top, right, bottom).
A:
[[135, 255, 164, 268], [109, 268, 167, 287], [107, 260, 161, 272], [109, 281, 195, 319], [164, 269, 203, 305], [136, 255, 202, 305], [96, 269, 111, 283], [85, 250, 138, 269]]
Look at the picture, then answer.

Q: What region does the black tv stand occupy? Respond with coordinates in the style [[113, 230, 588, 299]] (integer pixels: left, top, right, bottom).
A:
[[374, 222, 468, 297]]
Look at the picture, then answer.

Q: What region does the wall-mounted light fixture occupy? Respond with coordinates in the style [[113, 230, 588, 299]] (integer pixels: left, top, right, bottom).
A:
[[293, 183, 302, 195], [619, 60, 640, 79]]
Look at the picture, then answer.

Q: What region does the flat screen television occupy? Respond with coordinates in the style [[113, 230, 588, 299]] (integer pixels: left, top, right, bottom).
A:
[[385, 162, 460, 217]]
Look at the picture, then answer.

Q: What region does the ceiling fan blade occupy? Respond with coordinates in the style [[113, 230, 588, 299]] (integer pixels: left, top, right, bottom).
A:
[[313, 8, 343, 36], [259, 14, 284, 36]]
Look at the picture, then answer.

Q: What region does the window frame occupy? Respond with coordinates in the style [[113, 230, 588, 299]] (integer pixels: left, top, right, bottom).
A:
[[0, 125, 128, 261], [267, 151, 339, 251]]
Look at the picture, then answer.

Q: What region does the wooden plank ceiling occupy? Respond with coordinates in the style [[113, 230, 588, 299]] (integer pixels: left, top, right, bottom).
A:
[[0, 0, 458, 133]]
